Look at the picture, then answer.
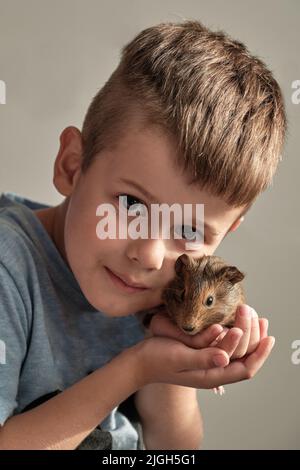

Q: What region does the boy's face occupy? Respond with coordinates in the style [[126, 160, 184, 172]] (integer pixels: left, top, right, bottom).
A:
[[40, 123, 245, 317]]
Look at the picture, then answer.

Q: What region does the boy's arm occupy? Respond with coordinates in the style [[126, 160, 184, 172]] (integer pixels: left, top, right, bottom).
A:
[[134, 384, 203, 450], [135, 306, 269, 450], [0, 346, 141, 450]]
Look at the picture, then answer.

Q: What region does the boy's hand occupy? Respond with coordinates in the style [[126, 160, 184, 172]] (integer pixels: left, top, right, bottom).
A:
[[146, 304, 267, 359], [209, 305, 263, 360], [136, 304, 274, 388]]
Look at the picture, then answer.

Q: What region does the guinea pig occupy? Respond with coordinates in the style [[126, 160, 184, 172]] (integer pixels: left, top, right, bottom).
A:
[[138, 253, 245, 337], [161, 253, 246, 336], [136, 254, 245, 396]]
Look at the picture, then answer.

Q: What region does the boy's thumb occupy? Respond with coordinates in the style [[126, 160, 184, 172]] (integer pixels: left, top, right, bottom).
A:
[[184, 347, 230, 370]]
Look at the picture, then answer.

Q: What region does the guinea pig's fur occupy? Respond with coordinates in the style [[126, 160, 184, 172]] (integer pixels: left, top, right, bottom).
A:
[[161, 253, 246, 335]]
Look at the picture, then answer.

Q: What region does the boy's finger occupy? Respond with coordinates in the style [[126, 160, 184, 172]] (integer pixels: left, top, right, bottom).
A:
[[209, 327, 229, 347], [210, 327, 244, 357], [231, 305, 252, 358], [246, 309, 261, 354], [259, 318, 269, 339], [241, 335, 275, 378], [178, 336, 275, 388], [221, 335, 275, 382], [150, 313, 224, 349], [190, 324, 224, 349]]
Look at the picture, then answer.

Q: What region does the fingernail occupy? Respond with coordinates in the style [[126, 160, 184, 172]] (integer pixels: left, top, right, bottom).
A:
[[239, 306, 251, 318], [213, 324, 223, 335], [270, 336, 276, 348], [213, 354, 228, 367]]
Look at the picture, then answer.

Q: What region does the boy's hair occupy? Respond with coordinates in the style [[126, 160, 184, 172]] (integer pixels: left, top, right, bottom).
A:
[[81, 19, 287, 212]]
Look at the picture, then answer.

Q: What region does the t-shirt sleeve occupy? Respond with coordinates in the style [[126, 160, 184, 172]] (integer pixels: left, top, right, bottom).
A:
[[0, 261, 29, 426]]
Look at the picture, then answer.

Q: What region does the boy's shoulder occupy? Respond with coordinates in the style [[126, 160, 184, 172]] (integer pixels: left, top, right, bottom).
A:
[[0, 192, 47, 273], [0, 192, 62, 317]]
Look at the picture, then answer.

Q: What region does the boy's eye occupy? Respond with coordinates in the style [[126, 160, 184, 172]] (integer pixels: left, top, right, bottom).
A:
[[174, 225, 204, 242], [118, 194, 147, 216], [116, 197, 206, 246]]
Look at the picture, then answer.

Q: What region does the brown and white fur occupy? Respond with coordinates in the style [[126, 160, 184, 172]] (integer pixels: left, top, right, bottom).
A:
[[162, 253, 245, 335]]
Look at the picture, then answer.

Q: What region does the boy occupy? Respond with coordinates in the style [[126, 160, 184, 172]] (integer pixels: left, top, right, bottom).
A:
[[0, 19, 286, 450]]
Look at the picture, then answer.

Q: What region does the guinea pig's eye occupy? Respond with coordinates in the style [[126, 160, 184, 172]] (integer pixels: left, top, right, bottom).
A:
[[205, 295, 214, 306]]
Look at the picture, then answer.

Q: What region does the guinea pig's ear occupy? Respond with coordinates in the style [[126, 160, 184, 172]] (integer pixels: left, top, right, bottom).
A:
[[175, 254, 190, 275], [217, 265, 245, 285]]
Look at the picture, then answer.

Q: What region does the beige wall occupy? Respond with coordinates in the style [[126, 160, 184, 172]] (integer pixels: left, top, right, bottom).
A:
[[0, 0, 299, 449]]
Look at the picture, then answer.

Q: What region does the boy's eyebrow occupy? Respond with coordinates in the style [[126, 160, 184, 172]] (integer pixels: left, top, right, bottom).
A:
[[118, 177, 157, 203], [117, 177, 221, 236]]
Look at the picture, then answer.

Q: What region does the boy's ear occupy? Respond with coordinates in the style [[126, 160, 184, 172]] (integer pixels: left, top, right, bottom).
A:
[[227, 216, 245, 234], [53, 126, 83, 197]]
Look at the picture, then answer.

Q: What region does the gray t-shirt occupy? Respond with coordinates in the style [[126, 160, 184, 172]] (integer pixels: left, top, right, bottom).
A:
[[0, 192, 146, 450]]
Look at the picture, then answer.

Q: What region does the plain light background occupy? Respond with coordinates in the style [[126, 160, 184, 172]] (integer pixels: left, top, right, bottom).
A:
[[0, 0, 299, 450]]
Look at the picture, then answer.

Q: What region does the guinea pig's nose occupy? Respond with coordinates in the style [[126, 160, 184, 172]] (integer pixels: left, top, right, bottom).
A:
[[182, 325, 195, 332]]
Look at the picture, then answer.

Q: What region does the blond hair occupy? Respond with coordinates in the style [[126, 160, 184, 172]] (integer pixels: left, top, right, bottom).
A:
[[81, 19, 287, 209]]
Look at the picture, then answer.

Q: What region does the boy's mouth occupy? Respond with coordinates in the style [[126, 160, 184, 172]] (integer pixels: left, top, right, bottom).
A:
[[104, 267, 149, 293]]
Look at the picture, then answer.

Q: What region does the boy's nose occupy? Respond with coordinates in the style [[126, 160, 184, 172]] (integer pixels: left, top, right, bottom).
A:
[[127, 238, 166, 270]]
